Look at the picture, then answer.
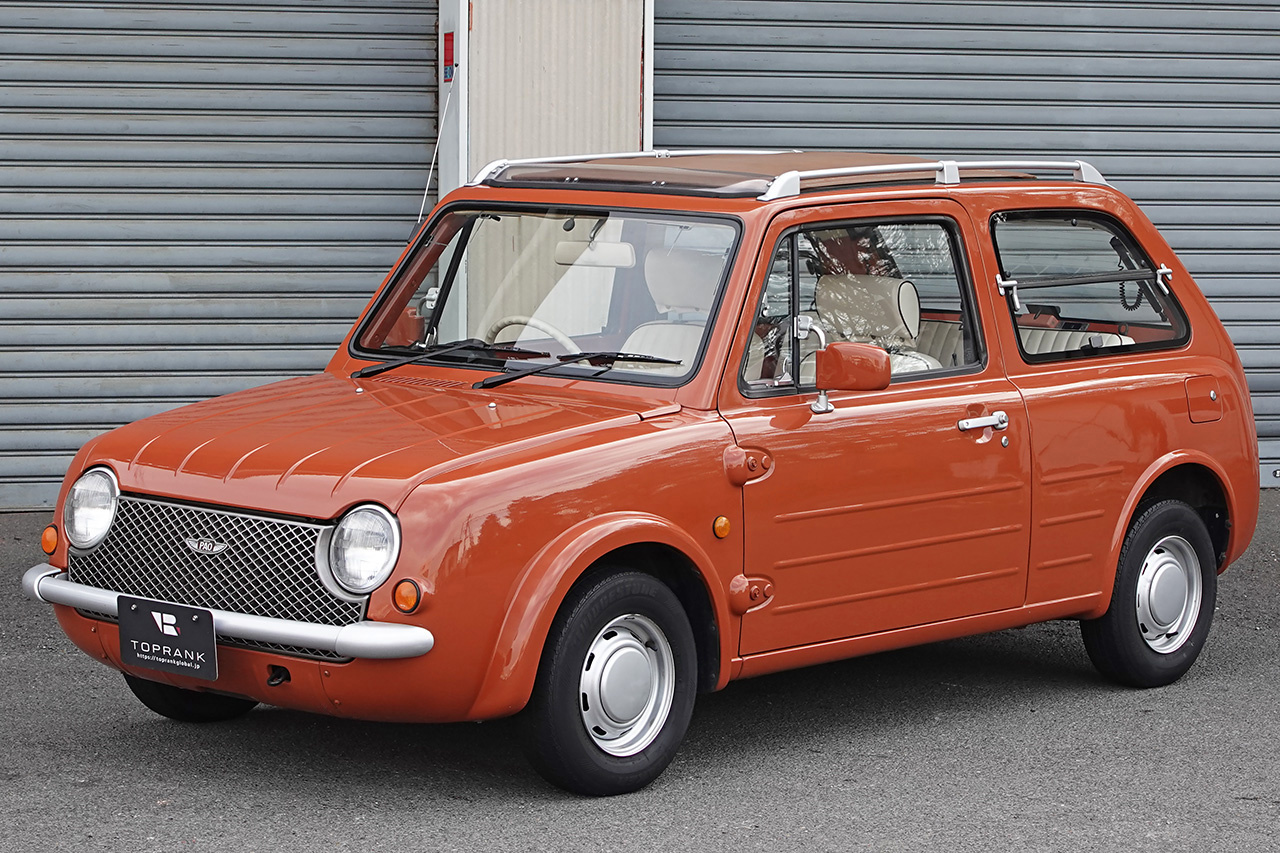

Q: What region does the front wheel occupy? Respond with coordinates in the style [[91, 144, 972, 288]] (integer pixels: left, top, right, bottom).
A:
[[1081, 500, 1218, 688], [522, 571, 697, 796], [124, 673, 258, 722]]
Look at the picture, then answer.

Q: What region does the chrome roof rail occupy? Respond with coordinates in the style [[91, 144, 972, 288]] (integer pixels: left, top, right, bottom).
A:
[[469, 149, 797, 186], [757, 159, 1108, 201]]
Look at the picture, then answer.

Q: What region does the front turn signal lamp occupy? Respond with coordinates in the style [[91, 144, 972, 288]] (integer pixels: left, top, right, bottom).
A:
[[393, 579, 422, 613], [41, 525, 59, 555]]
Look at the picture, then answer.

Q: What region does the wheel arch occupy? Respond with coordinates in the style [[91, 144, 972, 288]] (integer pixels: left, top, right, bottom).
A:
[[465, 512, 734, 720], [570, 541, 722, 697], [1136, 463, 1231, 567], [1089, 451, 1240, 619]]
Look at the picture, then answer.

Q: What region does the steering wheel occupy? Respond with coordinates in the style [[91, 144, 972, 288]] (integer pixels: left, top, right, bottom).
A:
[[484, 315, 581, 354]]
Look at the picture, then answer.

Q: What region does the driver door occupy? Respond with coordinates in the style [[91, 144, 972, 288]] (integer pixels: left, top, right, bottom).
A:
[[721, 201, 1032, 655]]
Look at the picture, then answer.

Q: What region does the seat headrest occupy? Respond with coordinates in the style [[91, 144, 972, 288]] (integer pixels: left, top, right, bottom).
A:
[[644, 249, 725, 314], [815, 274, 921, 347]]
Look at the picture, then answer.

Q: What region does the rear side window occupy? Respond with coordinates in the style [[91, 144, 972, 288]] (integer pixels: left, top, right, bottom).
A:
[[991, 211, 1189, 362]]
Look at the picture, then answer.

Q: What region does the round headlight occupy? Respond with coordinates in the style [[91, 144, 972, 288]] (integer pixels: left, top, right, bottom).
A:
[[329, 505, 400, 594], [64, 467, 119, 550]]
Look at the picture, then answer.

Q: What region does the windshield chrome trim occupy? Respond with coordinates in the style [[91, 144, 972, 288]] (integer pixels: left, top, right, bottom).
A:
[[347, 201, 744, 391]]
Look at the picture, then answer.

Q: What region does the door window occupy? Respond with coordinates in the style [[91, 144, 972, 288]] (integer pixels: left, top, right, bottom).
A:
[[740, 219, 982, 391]]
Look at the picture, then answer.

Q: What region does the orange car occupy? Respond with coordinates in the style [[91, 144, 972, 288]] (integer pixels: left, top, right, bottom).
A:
[[23, 152, 1259, 795]]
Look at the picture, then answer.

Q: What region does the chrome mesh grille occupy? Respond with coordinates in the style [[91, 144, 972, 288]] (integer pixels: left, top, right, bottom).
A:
[[68, 496, 364, 660]]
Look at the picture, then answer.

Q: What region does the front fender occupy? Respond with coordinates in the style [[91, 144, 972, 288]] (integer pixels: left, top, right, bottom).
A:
[[465, 511, 737, 720]]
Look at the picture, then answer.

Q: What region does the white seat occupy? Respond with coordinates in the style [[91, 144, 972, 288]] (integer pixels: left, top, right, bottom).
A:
[[623, 324, 706, 371], [812, 274, 941, 374], [916, 318, 965, 368], [1019, 327, 1135, 355], [620, 249, 725, 373], [816, 274, 920, 346]]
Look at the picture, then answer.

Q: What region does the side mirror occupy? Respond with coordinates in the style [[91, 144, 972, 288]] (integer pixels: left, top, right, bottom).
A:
[[816, 342, 892, 392], [792, 317, 891, 413], [810, 342, 891, 413]]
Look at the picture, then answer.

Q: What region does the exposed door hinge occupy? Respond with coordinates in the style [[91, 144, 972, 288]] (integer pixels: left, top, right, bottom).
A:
[[723, 446, 773, 487]]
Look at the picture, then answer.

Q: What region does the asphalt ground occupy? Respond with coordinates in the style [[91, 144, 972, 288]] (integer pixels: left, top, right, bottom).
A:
[[2, 496, 1277, 853]]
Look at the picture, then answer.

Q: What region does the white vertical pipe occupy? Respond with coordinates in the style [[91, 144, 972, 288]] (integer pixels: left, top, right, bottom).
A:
[[436, 0, 470, 196], [643, 0, 654, 150]]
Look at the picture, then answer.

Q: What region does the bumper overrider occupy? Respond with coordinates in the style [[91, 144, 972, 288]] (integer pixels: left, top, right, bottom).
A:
[[22, 564, 434, 660]]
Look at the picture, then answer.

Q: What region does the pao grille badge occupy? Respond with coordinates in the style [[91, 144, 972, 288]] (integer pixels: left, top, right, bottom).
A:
[[184, 537, 229, 555]]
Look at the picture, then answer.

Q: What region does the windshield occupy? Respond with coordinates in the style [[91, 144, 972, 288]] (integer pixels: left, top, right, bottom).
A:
[[355, 207, 738, 384]]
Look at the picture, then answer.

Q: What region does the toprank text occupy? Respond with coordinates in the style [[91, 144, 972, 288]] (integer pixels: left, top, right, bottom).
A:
[[129, 639, 207, 664]]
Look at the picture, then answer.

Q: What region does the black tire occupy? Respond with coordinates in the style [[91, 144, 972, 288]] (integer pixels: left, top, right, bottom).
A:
[[124, 673, 258, 722], [522, 570, 697, 796], [1081, 499, 1218, 688]]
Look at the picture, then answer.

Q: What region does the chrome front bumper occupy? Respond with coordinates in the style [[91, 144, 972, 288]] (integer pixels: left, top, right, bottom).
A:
[[22, 564, 434, 660]]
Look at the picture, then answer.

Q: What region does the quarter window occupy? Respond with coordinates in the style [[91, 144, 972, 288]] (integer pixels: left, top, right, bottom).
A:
[[741, 220, 982, 391], [991, 212, 1190, 361]]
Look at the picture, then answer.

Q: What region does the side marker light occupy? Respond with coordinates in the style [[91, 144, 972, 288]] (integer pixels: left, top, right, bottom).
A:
[[713, 516, 731, 539]]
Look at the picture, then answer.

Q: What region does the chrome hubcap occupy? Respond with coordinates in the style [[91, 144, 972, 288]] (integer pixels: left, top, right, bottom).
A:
[[579, 613, 674, 757], [1135, 535, 1202, 654]]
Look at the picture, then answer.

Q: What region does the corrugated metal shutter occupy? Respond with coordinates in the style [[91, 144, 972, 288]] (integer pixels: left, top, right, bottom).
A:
[[654, 0, 1280, 482], [0, 0, 437, 509]]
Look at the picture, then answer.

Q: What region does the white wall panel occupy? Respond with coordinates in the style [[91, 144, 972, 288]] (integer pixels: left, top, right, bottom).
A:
[[468, 0, 644, 173]]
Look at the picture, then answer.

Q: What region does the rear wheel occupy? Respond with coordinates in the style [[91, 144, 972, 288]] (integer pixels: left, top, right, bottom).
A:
[[1081, 500, 1218, 688], [523, 570, 697, 796], [124, 673, 258, 722]]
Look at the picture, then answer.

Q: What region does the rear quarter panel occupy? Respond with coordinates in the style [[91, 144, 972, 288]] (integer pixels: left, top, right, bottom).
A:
[[957, 184, 1258, 612]]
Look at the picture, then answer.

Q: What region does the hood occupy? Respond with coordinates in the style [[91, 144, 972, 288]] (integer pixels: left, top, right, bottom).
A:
[[83, 372, 675, 518]]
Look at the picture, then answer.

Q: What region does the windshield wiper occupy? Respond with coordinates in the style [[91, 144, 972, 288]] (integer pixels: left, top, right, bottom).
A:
[[474, 351, 682, 389], [351, 339, 550, 379]]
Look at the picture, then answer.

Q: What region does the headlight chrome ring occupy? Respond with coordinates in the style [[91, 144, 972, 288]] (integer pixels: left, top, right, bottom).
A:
[[328, 504, 401, 595], [64, 467, 120, 551]]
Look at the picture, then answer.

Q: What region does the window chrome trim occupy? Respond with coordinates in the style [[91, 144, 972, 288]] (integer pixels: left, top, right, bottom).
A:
[[736, 214, 988, 399], [348, 201, 745, 391]]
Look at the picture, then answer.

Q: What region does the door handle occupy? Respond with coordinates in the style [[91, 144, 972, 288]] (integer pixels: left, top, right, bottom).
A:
[[958, 410, 1009, 432]]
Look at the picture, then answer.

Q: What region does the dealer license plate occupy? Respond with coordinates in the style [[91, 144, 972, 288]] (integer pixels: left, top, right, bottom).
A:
[[118, 595, 218, 681]]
